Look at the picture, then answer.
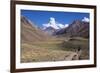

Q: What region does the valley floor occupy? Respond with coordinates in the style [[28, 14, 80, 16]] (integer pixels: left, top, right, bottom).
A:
[[21, 37, 89, 63]]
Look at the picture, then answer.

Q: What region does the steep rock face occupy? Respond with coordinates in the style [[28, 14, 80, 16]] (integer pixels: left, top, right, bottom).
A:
[[55, 20, 89, 38], [21, 16, 50, 43]]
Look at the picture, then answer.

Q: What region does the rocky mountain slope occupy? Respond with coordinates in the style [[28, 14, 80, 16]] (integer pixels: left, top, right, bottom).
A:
[[55, 20, 89, 38], [21, 16, 50, 43]]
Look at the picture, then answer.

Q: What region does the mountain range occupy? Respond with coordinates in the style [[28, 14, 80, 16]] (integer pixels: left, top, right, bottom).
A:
[[21, 16, 89, 44], [54, 20, 89, 38]]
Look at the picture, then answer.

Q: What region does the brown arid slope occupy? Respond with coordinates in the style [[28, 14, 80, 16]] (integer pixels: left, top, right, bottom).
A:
[[21, 16, 51, 43]]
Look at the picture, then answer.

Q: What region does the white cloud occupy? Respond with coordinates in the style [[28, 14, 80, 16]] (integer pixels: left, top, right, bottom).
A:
[[43, 23, 59, 29], [82, 17, 90, 22], [57, 24, 69, 28], [58, 24, 65, 28], [64, 24, 69, 28], [43, 17, 69, 29]]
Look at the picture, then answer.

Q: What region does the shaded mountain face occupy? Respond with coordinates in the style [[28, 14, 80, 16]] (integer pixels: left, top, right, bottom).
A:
[[21, 16, 50, 43], [54, 20, 89, 38]]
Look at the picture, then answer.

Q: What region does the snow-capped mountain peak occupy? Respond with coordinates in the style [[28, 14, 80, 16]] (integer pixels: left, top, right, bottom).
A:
[[43, 17, 69, 30]]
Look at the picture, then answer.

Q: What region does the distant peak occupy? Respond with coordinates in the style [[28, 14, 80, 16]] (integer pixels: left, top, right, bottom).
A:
[[43, 17, 69, 30]]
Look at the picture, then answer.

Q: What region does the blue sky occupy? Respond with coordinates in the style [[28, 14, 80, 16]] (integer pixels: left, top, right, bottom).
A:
[[21, 10, 89, 28]]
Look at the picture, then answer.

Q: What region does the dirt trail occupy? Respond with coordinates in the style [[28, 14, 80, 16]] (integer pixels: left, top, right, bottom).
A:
[[64, 52, 79, 60]]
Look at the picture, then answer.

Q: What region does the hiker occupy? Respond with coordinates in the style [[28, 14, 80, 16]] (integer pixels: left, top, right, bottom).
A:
[[77, 46, 82, 59]]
